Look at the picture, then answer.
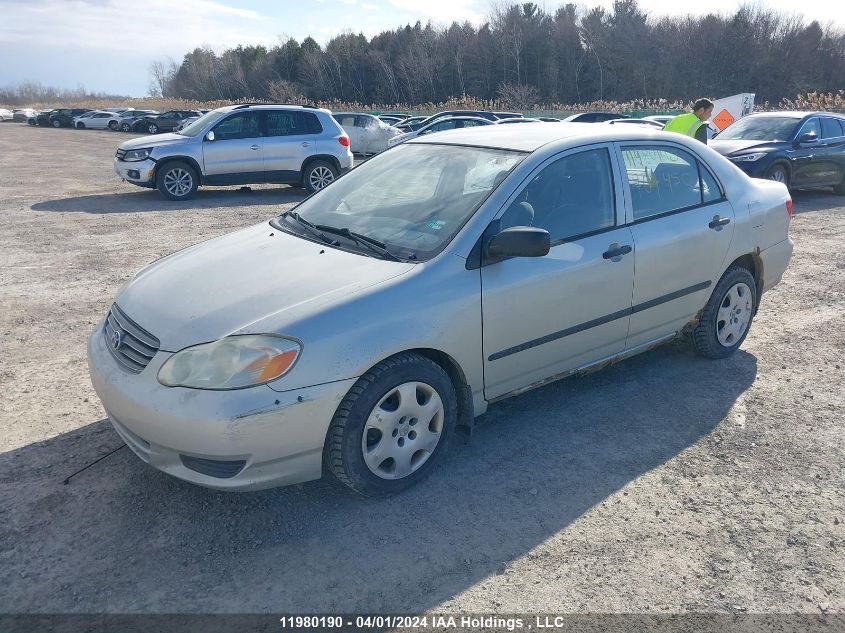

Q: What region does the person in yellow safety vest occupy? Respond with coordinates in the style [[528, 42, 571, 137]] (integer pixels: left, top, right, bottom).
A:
[[663, 98, 715, 144]]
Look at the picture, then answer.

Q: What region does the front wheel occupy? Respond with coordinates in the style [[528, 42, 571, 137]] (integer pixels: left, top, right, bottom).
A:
[[51, 119, 61, 128], [692, 266, 757, 359], [108, 120, 119, 131], [324, 352, 457, 496], [27, 118, 36, 126], [120, 122, 132, 132], [148, 123, 159, 134], [765, 163, 790, 188], [303, 160, 338, 194], [155, 161, 198, 201], [76, 122, 85, 129]]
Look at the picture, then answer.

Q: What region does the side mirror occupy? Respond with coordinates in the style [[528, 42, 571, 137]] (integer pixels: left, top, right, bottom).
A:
[[487, 226, 550, 259], [798, 131, 818, 144], [205, 130, 215, 142]]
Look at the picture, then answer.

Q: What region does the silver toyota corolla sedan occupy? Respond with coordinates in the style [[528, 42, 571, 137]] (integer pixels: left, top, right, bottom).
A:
[[88, 124, 793, 496]]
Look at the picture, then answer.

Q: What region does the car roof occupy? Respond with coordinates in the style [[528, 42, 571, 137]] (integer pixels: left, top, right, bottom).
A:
[[410, 122, 691, 152], [215, 104, 332, 115]]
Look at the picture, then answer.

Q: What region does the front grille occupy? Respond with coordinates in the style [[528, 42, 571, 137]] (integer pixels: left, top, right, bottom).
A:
[[115, 148, 127, 160], [103, 303, 160, 373], [179, 455, 246, 479]]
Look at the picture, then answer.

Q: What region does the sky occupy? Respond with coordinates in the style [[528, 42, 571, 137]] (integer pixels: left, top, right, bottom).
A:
[[1, 0, 843, 97]]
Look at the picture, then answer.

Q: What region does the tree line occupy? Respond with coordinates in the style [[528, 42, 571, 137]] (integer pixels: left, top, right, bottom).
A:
[[150, 0, 845, 108]]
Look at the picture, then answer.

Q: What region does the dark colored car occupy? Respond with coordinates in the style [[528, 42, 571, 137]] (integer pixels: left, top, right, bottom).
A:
[[49, 108, 93, 128], [116, 109, 159, 132], [562, 112, 630, 123], [31, 109, 60, 126], [134, 110, 203, 134], [711, 111, 845, 193]]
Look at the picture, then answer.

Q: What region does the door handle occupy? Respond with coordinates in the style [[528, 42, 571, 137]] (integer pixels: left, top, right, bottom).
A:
[[250, 144, 260, 150], [602, 244, 632, 260], [708, 215, 731, 229], [301, 142, 311, 147]]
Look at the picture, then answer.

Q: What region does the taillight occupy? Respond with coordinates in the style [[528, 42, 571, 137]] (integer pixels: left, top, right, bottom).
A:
[[338, 135, 350, 147], [786, 198, 793, 218]]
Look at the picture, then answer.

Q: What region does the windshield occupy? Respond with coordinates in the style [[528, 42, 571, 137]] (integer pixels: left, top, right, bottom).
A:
[[177, 109, 228, 137], [717, 116, 801, 141], [277, 143, 525, 261]]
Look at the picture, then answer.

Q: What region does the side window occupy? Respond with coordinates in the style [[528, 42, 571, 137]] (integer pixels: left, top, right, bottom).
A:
[[501, 148, 615, 241], [461, 120, 483, 128], [621, 146, 702, 220], [797, 118, 821, 138], [700, 162, 723, 203], [821, 118, 842, 139], [429, 120, 456, 132], [266, 111, 321, 136], [336, 115, 356, 127], [213, 112, 261, 140], [355, 116, 375, 128]]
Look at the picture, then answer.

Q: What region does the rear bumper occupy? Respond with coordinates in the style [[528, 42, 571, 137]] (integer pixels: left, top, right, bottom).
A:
[[759, 237, 793, 294]]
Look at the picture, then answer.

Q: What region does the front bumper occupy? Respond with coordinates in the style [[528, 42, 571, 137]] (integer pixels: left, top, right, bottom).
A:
[[87, 317, 356, 491], [114, 157, 156, 188]]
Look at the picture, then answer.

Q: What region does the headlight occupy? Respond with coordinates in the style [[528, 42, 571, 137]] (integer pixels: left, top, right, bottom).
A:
[[158, 335, 301, 390], [122, 148, 153, 162], [730, 152, 767, 162]]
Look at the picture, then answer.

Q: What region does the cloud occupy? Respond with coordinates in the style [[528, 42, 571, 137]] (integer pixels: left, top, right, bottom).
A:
[[387, 0, 486, 23], [0, 0, 280, 58]]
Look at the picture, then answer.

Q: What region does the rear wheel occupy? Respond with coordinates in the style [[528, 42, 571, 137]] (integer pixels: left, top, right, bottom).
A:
[[303, 160, 338, 194], [108, 120, 119, 131], [155, 161, 198, 201], [324, 352, 457, 496], [148, 123, 159, 134], [120, 122, 132, 132], [692, 266, 757, 359], [765, 162, 790, 188], [76, 122, 85, 129]]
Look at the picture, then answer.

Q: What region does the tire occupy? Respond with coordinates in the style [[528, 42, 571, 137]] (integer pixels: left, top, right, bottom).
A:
[[764, 162, 790, 188], [692, 265, 757, 359], [27, 118, 36, 126], [834, 172, 845, 195], [120, 122, 132, 133], [324, 352, 457, 497], [148, 123, 158, 134], [303, 160, 338, 194], [155, 161, 198, 201], [51, 119, 61, 128], [108, 120, 119, 131], [76, 122, 85, 129]]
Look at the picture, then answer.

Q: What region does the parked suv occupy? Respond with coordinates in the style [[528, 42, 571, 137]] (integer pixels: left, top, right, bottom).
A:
[[114, 104, 353, 199], [134, 110, 203, 134]]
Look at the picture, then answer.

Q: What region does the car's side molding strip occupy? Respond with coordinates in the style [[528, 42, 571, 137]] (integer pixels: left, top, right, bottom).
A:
[[487, 280, 712, 361]]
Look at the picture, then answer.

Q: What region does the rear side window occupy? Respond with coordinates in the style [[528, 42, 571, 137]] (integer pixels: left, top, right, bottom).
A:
[[821, 118, 843, 139], [797, 118, 821, 138], [267, 111, 322, 136], [621, 146, 704, 219], [501, 148, 615, 241]]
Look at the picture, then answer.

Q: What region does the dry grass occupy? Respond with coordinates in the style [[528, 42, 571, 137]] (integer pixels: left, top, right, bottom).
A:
[[5, 91, 843, 115]]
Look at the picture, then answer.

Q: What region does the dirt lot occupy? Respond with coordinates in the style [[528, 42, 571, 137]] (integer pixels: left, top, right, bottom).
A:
[[0, 123, 843, 618]]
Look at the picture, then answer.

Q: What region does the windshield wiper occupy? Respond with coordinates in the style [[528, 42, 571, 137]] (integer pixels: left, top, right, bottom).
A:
[[279, 211, 338, 245], [313, 224, 403, 261]]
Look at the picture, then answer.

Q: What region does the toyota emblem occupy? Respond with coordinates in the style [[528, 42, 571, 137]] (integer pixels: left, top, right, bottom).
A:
[[112, 329, 123, 350]]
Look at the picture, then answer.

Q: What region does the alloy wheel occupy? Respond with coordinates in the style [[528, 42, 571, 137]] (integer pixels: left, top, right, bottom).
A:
[[163, 168, 193, 198], [309, 166, 335, 190]]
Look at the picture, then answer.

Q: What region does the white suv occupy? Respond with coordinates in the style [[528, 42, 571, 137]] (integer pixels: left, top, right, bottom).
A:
[[114, 105, 353, 200]]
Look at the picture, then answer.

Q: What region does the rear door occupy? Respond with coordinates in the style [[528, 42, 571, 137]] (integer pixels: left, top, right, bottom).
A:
[[815, 117, 845, 186], [263, 110, 319, 182], [616, 143, 735, 349], [201, 111, 264, 184]]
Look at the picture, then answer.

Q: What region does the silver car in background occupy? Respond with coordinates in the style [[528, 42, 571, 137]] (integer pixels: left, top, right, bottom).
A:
[[90, 124, 793, 496], [113, 104, 353, 198]]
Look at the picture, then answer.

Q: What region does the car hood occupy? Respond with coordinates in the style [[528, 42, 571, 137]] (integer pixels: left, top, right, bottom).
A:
[[710, 139, 783, 156], [119, 133, 190, 151], [115, 222, 414, 351]]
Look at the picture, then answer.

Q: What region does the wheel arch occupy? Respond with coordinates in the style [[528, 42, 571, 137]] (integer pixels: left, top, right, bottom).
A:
[[727, 253, 763, 312], [301, 154, 341, 178], [153, 156, 203, 184], [766, 159, 792, 183]]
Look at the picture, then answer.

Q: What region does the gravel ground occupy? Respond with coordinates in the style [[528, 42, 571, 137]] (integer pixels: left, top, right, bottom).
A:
[[0, 123, 843, 617]]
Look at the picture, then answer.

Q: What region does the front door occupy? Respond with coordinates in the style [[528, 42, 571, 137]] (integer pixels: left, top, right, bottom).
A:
[[202, 111, 264, 185], [616, 143, 736, 348], [481, 146, 635, 400]]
